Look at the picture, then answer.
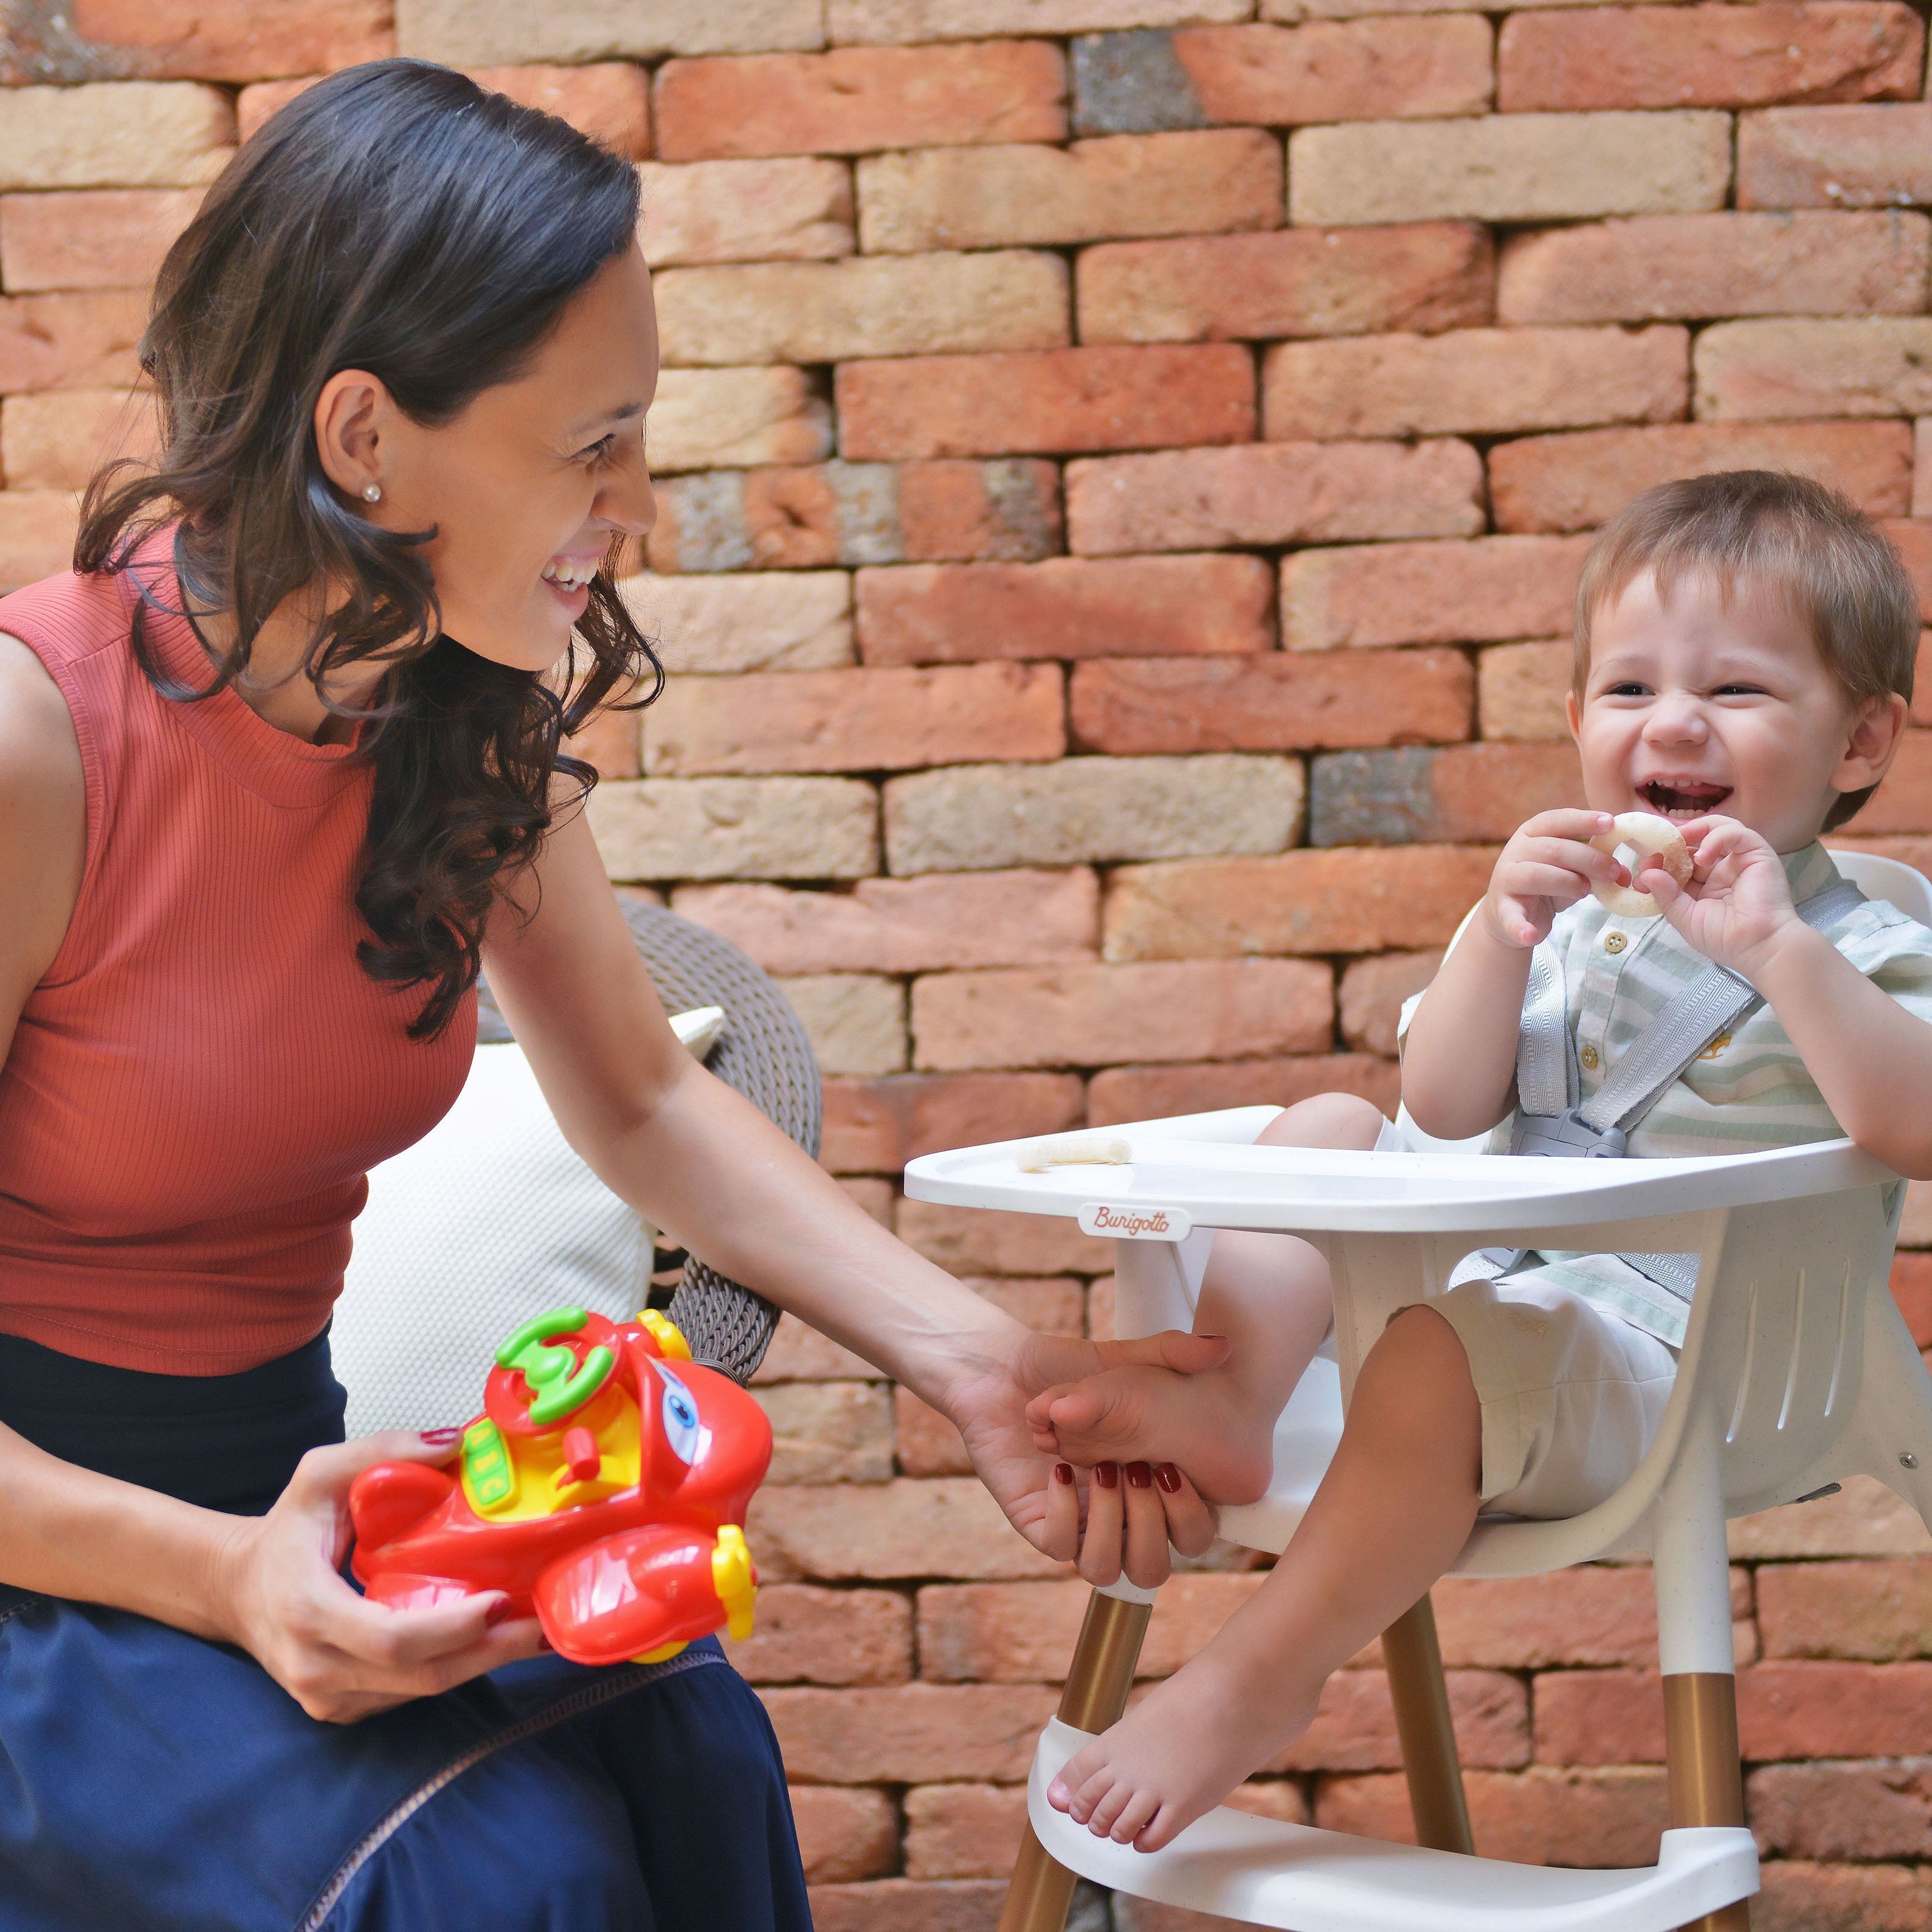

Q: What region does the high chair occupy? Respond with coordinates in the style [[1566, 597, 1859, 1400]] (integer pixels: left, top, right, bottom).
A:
[[903, 851, 1932, 1932]]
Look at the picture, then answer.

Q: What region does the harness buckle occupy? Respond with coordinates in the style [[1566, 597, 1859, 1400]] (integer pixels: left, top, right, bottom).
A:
[[1510, 1108, 1626, 1159]]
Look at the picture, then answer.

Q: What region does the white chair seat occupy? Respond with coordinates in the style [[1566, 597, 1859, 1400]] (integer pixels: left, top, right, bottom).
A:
[[1027, 1722, 1756, 1932]]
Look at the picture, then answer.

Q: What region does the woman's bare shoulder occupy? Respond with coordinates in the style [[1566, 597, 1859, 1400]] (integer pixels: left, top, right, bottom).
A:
[[0, 633, 85, 1012]]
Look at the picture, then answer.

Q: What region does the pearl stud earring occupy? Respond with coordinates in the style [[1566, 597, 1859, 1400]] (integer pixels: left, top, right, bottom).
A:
[[362, 483, 382, 503]]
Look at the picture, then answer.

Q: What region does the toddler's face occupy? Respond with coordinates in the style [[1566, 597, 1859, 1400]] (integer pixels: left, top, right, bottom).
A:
[[1567, 568, 1903, 854]]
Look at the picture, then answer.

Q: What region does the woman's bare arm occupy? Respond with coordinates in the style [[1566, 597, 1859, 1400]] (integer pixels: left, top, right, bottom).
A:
[[485, 801, 1226, 1575]]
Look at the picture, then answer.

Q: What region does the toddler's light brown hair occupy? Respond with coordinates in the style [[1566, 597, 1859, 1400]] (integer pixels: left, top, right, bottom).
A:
[[1574, 470, 1920, 829]]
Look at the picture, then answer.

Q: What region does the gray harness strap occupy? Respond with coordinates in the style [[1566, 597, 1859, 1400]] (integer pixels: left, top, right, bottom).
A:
[[1488, 878, 1868, 1304]]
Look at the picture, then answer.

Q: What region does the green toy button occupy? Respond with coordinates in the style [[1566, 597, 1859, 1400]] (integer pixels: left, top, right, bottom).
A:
[[495, 1305, 616, 1426], [463, 1418, 516, 1509]]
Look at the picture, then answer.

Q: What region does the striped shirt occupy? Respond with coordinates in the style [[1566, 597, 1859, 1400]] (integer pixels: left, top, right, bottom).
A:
[[1401, 843, 1932, 1346]]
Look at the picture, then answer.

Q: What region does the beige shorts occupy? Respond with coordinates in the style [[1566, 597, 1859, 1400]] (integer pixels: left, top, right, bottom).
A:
[[1423, 1272, 1680, 1519]]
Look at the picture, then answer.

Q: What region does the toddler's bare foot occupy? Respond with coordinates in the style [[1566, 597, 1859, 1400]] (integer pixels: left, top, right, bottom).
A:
[[1047, 1655, 1320, 1854], [1026, 1363, 1274, 1506]]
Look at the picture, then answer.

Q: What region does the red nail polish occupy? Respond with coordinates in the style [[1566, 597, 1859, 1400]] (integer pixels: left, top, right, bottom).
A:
[[484, 1596, 513, 1626], [1094, 1461, 1119, 1489], [1156, 1463, 1181, 1493], [419, 1426, 462, 1446], [1126, 1461, 1153, 1489], [1054, 1461, 1075, 1485]]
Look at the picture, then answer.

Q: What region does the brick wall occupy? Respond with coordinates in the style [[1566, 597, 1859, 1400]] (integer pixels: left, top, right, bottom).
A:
[[10, 2, 1932, 1926]]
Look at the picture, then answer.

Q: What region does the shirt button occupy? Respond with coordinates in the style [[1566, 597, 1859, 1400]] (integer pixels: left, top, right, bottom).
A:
[[1580, 1044, 1601, 1071], [1604, 932, 1627, 954]]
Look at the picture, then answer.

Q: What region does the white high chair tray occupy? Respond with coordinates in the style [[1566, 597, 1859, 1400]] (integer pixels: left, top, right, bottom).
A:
[[904, 1122, 1891, 1237]]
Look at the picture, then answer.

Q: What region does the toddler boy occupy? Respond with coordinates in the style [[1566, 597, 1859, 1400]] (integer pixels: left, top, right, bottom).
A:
[[1032, 471, 1932, 1852]]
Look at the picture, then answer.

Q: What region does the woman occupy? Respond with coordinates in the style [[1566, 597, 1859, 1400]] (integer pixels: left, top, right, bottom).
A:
[[0, 61, 1214, 1931]]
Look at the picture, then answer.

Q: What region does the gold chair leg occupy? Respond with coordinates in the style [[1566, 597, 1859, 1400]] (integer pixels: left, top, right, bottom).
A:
[[1665, 1672, 1750, 1932], [1382, 1592, 1474, 1856], [998, 1589, 1153, 1932]]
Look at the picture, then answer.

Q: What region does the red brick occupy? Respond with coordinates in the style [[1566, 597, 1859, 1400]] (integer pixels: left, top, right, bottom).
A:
[[823, 1072, 1087, 1173], [1844, 730, 1932, 833], [1759, 1558, 1932, 1660], [1896, 1251, 1932, 1347], [46, 0, 390, 83], [1282, 535, 1592, 652], [791, 1785, 900, 1883], [1263, 325, 1688, 441], [1088, 1053, 1402, 1125], [1103, 846, 1499, 961], [725, 1582, 914, 1685], [903, 1782, 1028, 1879], [1260, 1667, 1528, 1775], [1499, 210, 1930, 326], [1432, 1567, 1680, 1669], [1480, 641, 1572, 742], [1750, 1758, 1932, 1860], [1738, 102, 1932, 210], [563, 700, 641, 781], [809, 1879, 1006, 1932], [1489, 419, 1914, 534], [1534, 1668, 1665, 1764], [1756, 1858, 1932, 1931], [0, 491, 80, 592], [647, 459, 1060, 574], [469, 64, 653, 157], [896, 1387, 974, 1477], [1888, 520, 1932, 617], [1170, 18, 1494, 126], [654, 43, 1066, 160], [1339, 951, 1441, 1059], [0, 187, 199, 292], [1696, 317, 1932, 423], [1078, 221, 1494, 347], [658, 252, 1069, 367], [641, 156, 852, 267], [675, 870, 1099, 976], [858, 128, 1280, 253], [764, 1681, 1060, 1782], [1309, 742, 1583, 845], [1499, 2, 1924, 112], [1, 386, 157, 492], [894, 1196, 1113, 1275], [918, 1575, 1267, 1683], [0, 289, 144, 392], [1070, 650, 1473, 756], [244, 66, 656, 158], [911, 957, 1334, 1071], [747, 1478, 1072, 1583], [754, 1313, 880, 1385], [857, 556, 1274, 665], [644, 662, 1063, 776], [837, 345, 1254, 461], [1065, 438, 1483, 556], [1739, 1660, 1932, 1758]]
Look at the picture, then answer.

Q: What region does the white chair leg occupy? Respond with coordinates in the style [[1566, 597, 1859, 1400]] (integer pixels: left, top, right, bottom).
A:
[[1000, 1580, 1157, 1932], [1652, 1412, 1749, 1932]]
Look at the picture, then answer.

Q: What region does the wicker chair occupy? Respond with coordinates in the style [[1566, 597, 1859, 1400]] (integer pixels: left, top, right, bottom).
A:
[[335, 901, 821, 1418]]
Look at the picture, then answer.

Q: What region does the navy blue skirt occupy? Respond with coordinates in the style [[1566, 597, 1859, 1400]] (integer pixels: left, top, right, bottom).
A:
[[0, 1332, 811, 1932]]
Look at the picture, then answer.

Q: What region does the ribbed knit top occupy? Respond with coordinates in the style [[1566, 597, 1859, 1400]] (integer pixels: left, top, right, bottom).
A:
[[0, 551, 474, 1374]]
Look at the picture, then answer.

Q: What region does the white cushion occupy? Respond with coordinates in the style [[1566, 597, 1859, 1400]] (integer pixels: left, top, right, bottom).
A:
[[334, 1007, 726, 1435]]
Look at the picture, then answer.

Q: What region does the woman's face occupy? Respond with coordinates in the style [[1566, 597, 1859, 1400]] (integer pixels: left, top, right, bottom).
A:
[[344, 244, 659, 672]]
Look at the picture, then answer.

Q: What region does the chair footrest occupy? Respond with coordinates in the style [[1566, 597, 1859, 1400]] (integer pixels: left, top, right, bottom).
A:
[[1028, 1721, 1758, 1932]]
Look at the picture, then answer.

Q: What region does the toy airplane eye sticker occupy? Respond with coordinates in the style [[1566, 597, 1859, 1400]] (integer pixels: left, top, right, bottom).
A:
[[656, 1362, 704, 1465]]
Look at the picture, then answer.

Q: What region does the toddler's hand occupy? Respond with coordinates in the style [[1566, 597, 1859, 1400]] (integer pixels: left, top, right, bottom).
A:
[[1482, 809, 1629, 950], [1644, 816, 1799, 978]]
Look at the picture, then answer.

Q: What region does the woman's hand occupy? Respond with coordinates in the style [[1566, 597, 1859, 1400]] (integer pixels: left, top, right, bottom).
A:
[[1645, 815, 1800, 979], [1481, 809, 1627, 950], [209, 1432, 545, 1723], [939, 1329, 1223, 1589]]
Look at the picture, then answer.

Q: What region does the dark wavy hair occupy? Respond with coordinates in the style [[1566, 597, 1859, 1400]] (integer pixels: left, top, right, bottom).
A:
[[75, 59, 661, 1038]]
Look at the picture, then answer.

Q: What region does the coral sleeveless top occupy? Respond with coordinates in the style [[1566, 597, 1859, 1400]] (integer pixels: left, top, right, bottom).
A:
[[0, 553, 474, 1375]]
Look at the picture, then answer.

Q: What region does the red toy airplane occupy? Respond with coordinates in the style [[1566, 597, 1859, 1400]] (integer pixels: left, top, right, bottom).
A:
[[350, 1305, 772, 1667]]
